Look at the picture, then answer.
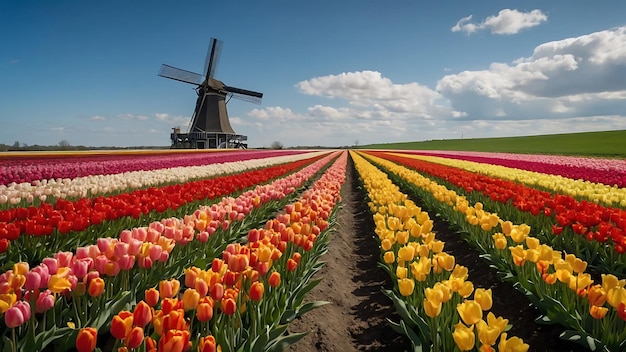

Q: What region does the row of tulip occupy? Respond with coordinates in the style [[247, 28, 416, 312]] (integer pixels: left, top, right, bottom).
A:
[[0, 153, 327, 266], [369, 151, 626, 275], [85, 151, 347, 352], [402, 150, 626, 188], [361, 151, 626, 352], [0, 149, 306, 186], [351, 151, 528, 352], [0, 152, 343, 351], [393, 152, 626, 208], [0, 151, 325, 208]]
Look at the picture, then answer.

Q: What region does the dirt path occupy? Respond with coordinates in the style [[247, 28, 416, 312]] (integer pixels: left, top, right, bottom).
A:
[[287, 157, 410, 352]]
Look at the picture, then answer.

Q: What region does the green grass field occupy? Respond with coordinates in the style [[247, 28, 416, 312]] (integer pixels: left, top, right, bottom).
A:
[[360, 130, 626, 158]]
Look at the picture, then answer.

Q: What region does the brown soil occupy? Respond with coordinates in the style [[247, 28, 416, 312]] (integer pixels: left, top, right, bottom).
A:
[[287, 156, 589, 352]]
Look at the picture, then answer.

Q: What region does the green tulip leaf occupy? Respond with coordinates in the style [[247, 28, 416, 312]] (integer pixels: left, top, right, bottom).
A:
[[266, 331, 309, 352], [560, 330, 605, 351], [295, 300, 330, 318]]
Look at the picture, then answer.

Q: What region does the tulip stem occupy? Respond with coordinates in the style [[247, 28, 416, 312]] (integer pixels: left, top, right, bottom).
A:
[[11, 328, 17, 352]]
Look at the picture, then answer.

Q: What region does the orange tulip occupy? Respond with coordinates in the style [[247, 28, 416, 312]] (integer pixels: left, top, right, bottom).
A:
[[268, 272, 281, 288], [287, 258, 298, 272], [221, 297, 237, 315], [87, 277, 105, 298], [159, 279, 181, 299], [249, 282, 264, 302], [589, 305, 608, 319], [110, 311, 133, 340], [198, 335, 218, 352], [162, 309, 187, 334], [158, 329, 191, 352], [145, 287, 160, 307], [196, 299, 214, 322], [75, 327, 97, 352]]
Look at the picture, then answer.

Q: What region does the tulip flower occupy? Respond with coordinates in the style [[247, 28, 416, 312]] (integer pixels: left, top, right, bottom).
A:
[[249, 282, 264, 302], [221, 297, 237, 315], [111, 310, 134, 340], [196, 298, 214, 322], [383, 251, 395, 264], [133, 301, 152, 327], [182, 288, 201, 311], [125, 326, 144, 349], [498, 333, 529, 352], [4, 301, 30, 328], [452, 322, 475, 351], [287, 258, 298, 272], [158, 329, 191, 352], [457, 300, 482, 325], [145, 287, 160, 307], [474, 288, 493, 311], [618, 302, 626, 322], [423, 298, 442, 318], [268, 272, 281, 288], [159, 279, 181, 299], [398, 278, 415, 297], [76, 327, 97, 352], [87, 277, 104, 297], [589, 305, 608, 319], [198, 335, 218, 352], [476, 319, 500, 346]]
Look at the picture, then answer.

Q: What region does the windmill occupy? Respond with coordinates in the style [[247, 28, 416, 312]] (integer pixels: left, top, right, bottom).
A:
[[158, 38, 263, 149]]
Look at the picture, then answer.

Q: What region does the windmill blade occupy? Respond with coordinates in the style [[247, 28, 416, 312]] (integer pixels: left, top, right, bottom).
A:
[[223, 85, 263, 104], [204, 38, 223, 79], [158, 64, 205, 85]]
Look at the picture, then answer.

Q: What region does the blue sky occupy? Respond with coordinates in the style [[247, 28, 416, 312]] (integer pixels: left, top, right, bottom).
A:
[[1, 1, 625, 148]]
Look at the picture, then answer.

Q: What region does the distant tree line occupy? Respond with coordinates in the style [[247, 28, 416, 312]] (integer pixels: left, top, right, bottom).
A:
[[0, 140, 166, 152]]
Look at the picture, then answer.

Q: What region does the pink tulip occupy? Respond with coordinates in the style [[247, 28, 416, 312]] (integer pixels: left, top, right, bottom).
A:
[[119, 230, 133, 243], [75, 247, 90, 259], [158, 251, 169, 263], [117, 255, 135, 271], [148, 244, 163, 262], [72, 258, 93, 280], [138, 256, 153, 269], [35, 290, 55, 313], [128, 239, 143, 256], [24, 271, 42, 291], [5, 301, 30, 328], [146, 228, 161, 243], [54, 251, 73, 268], [196, 231, 209, 243], [94, 256, 109, 274], [31, 265, 50, 288], [97, 238, 112, 254], [42, 258, 59, 275]]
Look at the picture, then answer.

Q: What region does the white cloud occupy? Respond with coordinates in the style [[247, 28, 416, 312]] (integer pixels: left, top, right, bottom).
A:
[[452, 9, 547, 35], [437, 26, 626, 120], [154, 113, 190, 127], [296, 70, 448, 118], [118, 113, 149, 121], [89, 115, 107, 121]]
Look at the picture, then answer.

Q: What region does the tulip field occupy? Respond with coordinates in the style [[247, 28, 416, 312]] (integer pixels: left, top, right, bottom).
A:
[[1, 147, 626, 351]]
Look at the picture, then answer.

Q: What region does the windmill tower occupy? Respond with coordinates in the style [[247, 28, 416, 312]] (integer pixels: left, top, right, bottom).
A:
[[158, 38, 263, 149]]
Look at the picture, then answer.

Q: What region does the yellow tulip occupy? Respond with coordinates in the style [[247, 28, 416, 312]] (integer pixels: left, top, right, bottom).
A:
[[396, 231, 409, 245], [423, 298, 442, 318], [492, 233, 507, 250], [525, 237, 539, 250], [381, 238, 393, 251], [452, 323, 475, 351], [568, 273, 593, 292], [509, 246, 526, 266], [430, 240, 445, 253], [524, 249, 539, 263], [607, 286, 626, 308], [476, 319, 500, 346], [425, 287, 444, 304], [556, 269, 571, 283], [383, 251, 395, 264], [435, 252, 455, 272], [457, 300, 482, 325], [451, 265, 469, 281], [396, 266, 408, 279], [474, 288, 493, 311], [410, 223, 422, 238], [486, 312, 508, 334], [537, 245, 554, 262], [498, 333, 529, 352], [459, 281, 474, 298], [601, 273, 620, 291], [398, 278, 415, 297], [410, 257, 431, 282], [501, 221, 513, 236], [397, 245, 415, 262], [434, 282, 452, 303], [417, 244, 430, 257], [509, 228, 526, 243]]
